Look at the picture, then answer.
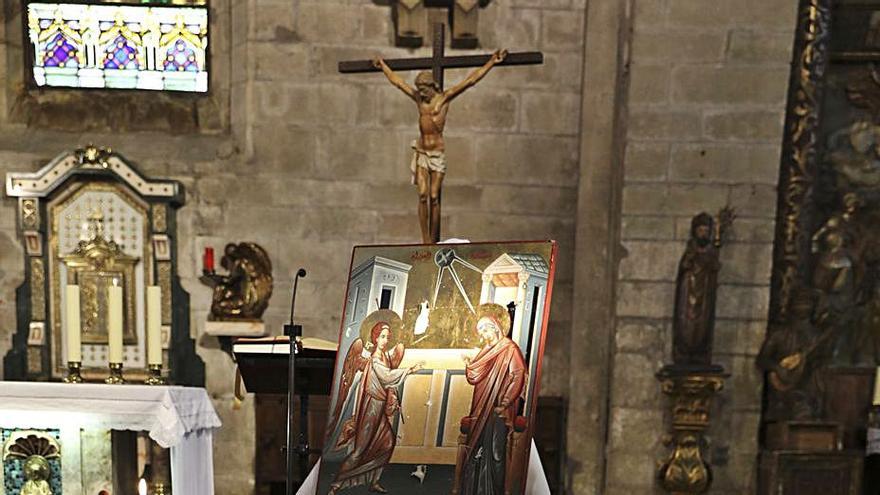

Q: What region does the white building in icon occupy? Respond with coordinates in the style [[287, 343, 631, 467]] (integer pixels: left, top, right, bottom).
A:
[[343, 256, 412, 338], [479, 252, 550, 416]]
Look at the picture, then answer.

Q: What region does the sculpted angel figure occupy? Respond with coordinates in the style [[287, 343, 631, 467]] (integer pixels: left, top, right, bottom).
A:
[[373, 49, 508, 243], [201, 242, 273, 320], [326, 318, 424, 494]]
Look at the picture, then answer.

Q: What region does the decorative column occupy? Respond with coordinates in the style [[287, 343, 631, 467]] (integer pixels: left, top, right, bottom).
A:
[[656, 365, 728, 495]]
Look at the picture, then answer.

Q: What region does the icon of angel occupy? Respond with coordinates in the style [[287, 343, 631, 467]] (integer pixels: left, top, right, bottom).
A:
[[325, 309, 424, 494]]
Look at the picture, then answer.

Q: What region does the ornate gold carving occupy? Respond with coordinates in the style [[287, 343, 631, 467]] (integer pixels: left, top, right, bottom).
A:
[[30, 258, 45, 322], [152, 204, 167, 233], [771, 0, 832, 323], [4, 431, 61, 495], [660, 374, 725, 429], [60, 212, 140, 345], [158, 261, 172, 325], [104, 362, 126, 384], [199, 243, 273, 321], [20, 198, 39, 230], [74, 144, 112, 169], [656, 369, 726, 495], [658, 432, 710, 494], [48, 181, 152, 381], [3, 431, 60, 461]]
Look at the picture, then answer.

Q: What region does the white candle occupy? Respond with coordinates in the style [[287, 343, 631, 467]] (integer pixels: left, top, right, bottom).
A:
[[147, 286, 162, 366], [874, 367, 880, 406], [108, 281, 124, 364], [65, 285, 82, 363]]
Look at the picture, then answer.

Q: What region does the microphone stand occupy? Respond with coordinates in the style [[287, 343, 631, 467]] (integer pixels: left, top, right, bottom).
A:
[[284, 269, 307, 495]]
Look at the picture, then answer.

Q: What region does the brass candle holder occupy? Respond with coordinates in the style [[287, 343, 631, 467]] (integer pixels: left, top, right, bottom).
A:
[[63, 361, 83, 383], [105, 362, 126, 384], [144, 364, 167, 386]]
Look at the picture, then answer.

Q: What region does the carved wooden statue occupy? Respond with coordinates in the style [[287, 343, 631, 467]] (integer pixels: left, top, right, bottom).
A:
[[373, 49, 507, 243], [339, 24, 542, 243], [201, 242, 273, 321], [672, 207, 735, 366], [756, 287, 827, 420]]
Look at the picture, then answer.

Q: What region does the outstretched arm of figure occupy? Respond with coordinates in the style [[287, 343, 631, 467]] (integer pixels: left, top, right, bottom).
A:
[[373, 57, 417, 101], [441, 49, 507, 104]]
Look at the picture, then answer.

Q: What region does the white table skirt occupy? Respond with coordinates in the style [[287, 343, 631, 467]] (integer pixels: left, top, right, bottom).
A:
[[297, 440, 551, 495], [0, 381, 221, 495]]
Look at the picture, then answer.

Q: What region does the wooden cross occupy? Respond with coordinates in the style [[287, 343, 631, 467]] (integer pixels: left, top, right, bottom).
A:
[[339, 22, 542, 243], [338, 22, 543, 89]]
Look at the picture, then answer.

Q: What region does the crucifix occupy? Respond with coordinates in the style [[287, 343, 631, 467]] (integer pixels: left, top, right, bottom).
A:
[[339, 23, 543, 244]]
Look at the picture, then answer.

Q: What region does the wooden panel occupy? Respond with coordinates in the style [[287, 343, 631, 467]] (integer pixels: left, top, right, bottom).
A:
[[821, 368, 875, 449], [759, 451, 863, 495], [765, 421, 842, 452], [111, 431, 137, 495], [254, 393, 329, 494], [255, 394, 286, 486]]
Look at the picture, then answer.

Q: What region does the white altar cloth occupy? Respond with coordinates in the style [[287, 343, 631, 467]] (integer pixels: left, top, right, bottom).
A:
[[296, 440, 551, 495], [0, 381, 221, 495]]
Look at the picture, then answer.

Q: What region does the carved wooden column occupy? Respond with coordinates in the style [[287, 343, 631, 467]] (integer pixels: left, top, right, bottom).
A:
[[767, 0, 833, 324], [656, 366, 727, 495]]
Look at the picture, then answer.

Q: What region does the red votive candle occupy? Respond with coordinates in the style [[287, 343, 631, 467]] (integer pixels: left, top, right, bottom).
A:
[[203, 247, 214, 273]]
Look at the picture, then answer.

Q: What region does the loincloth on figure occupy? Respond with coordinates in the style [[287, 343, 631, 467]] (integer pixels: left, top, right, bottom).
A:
[[410, 140, 447, 184]]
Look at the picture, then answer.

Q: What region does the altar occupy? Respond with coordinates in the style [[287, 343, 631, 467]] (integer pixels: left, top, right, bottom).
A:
[[0, 382, 220, 495]]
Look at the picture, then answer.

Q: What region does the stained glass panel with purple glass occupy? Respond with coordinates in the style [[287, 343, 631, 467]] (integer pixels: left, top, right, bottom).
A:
[[103, 35, 139, 70], [43, 32, 78, 68], [27, 2, 208, 92], [163, 40, 198, 72]]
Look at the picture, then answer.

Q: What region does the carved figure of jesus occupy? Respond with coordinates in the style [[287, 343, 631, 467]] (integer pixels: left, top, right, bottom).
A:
[[373, 49, 508, 243]]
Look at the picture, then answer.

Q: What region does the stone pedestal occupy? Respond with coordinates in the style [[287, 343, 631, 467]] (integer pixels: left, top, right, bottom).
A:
[[204, 321, 267, 337], [655, 365, 727, 495]]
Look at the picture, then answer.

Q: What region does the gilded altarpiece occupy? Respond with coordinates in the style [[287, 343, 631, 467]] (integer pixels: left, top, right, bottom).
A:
[[3, 146, 204, 385], [762, 1, 880, 493]]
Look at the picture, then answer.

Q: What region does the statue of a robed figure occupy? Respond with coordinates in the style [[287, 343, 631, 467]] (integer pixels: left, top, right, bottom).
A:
[[672, 208, 735, 366], [656, 208, 734, 495]]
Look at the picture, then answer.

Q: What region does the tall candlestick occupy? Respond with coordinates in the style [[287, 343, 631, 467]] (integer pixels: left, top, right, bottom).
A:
[[147, 286, 162, 366], [203, 247, 215, 273], [65, 285, 82, 363], [108, 281, 124, 364], [874, 367, 880, 406]]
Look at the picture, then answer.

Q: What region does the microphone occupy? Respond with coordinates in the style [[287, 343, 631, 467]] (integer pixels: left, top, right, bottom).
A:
[[284, 268, 307, 337], [284, 268, 307, 495]]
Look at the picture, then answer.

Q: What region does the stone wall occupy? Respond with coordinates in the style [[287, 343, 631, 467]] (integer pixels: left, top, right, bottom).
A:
[[0, 0, 808, 492], [603, 0, 798, 493], [0, 1, 587, 493]]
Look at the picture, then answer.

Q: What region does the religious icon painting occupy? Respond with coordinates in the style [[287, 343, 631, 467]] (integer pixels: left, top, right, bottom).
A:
[[318, 241, 557, 495]]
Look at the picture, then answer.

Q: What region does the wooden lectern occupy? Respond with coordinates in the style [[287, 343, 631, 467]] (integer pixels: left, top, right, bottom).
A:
[[233, 335, 336, 492]]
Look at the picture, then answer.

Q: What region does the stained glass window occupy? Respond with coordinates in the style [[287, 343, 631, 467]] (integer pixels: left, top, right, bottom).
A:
[[25, 1, 209, 92]]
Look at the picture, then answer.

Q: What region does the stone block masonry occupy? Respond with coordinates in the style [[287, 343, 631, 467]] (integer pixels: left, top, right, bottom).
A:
[[0, 0, 801, 493]]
